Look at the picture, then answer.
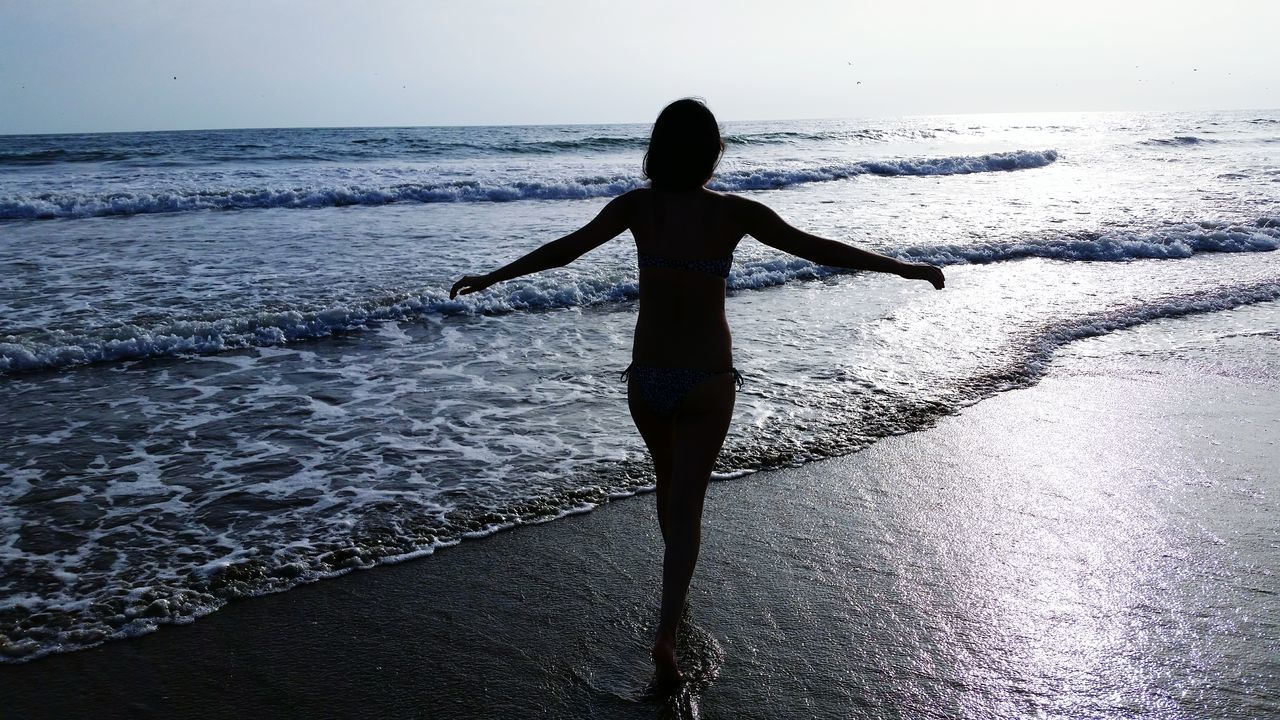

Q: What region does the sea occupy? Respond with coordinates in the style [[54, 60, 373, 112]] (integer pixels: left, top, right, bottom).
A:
[[1, 110, 1277, 667]]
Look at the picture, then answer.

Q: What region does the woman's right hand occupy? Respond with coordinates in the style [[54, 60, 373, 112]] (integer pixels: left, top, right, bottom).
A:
[[902, 262, 946, 290], [450, 274, 494, 299]]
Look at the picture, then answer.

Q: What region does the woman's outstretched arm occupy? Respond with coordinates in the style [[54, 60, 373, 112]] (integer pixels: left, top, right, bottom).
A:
[[739, 198, 945, 289], [450, 192, 634, 298]]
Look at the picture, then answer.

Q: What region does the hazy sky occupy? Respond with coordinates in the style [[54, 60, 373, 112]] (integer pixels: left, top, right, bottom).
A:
[[2, 0, 1277, 134]]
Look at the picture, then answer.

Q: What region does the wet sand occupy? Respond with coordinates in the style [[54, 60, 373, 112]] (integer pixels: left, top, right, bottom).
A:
[[2, 347, 1276, 719]]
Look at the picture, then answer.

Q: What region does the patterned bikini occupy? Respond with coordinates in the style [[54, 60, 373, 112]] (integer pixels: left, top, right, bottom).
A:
[[622, 251, 745, 416]]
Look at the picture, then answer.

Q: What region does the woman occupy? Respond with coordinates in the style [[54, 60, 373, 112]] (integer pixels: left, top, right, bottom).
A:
[[450, 98, 945, 686]]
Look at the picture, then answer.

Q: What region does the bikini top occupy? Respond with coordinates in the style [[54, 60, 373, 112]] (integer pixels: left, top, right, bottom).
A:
[[637, 251, 733, 279]]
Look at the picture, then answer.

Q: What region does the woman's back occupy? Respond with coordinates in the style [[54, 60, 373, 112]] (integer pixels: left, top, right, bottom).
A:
[[630, 188, 745, 370]]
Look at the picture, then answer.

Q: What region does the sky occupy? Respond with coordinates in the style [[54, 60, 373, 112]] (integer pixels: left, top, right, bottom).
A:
[[1, 0, 1277, 134]]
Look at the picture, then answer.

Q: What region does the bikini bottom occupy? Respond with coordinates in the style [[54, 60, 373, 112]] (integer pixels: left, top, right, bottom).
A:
[[621, 363, 744, 417]]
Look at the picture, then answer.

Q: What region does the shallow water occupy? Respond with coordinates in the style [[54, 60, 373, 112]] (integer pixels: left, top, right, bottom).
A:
[[1, 110, 1278, 661]]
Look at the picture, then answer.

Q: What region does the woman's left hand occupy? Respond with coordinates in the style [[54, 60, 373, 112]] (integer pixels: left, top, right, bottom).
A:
[[450, 274, 494, 298], [901, 262, 946, 290]]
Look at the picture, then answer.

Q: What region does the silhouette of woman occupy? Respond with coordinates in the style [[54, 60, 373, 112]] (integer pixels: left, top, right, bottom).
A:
[[450, 98, 945, 686]]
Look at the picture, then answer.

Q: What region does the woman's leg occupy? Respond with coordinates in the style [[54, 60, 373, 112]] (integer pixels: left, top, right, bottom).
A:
[[628, 382, 676, 543], [651, 374, 737, 683]]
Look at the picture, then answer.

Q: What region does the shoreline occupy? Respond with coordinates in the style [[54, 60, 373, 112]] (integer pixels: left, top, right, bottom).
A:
[[3, 341, 1276, 718]]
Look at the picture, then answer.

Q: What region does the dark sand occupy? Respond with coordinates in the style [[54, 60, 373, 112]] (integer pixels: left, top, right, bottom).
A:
[[2, 352, 1276, 719]]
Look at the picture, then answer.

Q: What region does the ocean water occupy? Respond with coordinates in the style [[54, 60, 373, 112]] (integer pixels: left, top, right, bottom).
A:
[[1, 111, 1277, 664]]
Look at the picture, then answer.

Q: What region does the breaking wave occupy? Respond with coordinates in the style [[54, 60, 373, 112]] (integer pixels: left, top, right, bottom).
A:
[[3, 216, 1274, 375], [0, 150, 1059, 220]]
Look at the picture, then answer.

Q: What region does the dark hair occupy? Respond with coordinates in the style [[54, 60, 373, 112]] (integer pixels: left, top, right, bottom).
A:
[[643, 98, 724, 191]]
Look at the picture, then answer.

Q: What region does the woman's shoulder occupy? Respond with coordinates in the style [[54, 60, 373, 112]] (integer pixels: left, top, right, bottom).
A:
[[704, 191, 769, 226], [612, 187, 654, 213], [620, 187, 765, 220], [700, 188, 759, 209]]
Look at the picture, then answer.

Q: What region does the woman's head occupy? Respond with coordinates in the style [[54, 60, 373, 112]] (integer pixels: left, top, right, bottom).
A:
[[643, 98, 724, 191]]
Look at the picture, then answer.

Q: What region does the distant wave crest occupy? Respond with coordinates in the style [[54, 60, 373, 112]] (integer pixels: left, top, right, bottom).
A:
[[0, 149, 165, 165], [710, 149, 1058, 191], [493, 136, 646, 153], [1140, 135, 1219, 147], [0, 149, 1059, 220], [0, 126, 957, 167]]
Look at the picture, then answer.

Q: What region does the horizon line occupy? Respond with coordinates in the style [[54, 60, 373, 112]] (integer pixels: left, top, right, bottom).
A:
[[3, 106, 1278, 138]]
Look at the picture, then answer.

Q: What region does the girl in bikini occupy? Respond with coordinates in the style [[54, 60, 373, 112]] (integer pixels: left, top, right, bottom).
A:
[[450, 98, 945, 686]]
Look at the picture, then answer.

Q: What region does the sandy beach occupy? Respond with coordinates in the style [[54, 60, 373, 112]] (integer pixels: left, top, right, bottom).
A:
[[2, 327, 1275, 720], [4, 4, 1278, 718]]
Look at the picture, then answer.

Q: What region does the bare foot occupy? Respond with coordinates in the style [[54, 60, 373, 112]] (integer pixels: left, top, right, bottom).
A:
[[652, 634, 682, 688]]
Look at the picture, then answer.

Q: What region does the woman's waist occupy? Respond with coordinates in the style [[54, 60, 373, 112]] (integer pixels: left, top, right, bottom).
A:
[[635, 303, 728, 327], [631, 330, 732, 369]]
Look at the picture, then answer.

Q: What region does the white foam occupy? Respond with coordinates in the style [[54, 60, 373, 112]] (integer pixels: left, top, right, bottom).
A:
[[1022, 280, 1280, 373], [3, 218, 1275, 376], [897, 219, 1280, 265]]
